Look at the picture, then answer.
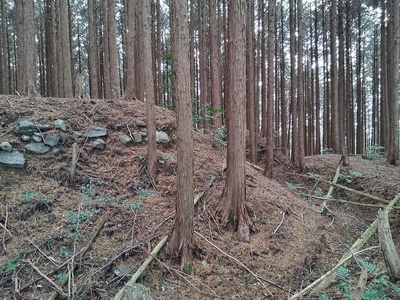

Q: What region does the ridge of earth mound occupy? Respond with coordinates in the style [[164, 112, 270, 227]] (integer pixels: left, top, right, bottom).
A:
[[0, 96, 399, 299]]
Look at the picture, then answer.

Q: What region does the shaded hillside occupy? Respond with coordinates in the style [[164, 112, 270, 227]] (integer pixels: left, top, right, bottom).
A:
[[0, 96, 399, 299]]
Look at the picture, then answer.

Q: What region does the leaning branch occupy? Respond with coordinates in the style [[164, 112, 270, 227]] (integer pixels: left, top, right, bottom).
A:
[[300, 173, 390, 205], [290, 193, 400, 299]]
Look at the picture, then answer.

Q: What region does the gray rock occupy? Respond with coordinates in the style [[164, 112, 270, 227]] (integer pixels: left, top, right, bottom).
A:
[[15, 120, 51, 134], [156, 131, 170, 143], [119, 134, 132, 145], [84, 127, 107, 138], [0, 151, 25, 168], [25, 143, 51, 154], [92, 139, 106, 149], [136, 120, 146, 127], [21, 135, 30, 142], [44, 134, 60, 147], [59, 132, 68, 144], [139, 131, 147, 137], [133, 133, 143, 143], [32, 133, 43, 142], [0, 142, 12, 152], [54, 119, 67, 131], [122, 283, 151, 300], [72, 131, 82, 139]]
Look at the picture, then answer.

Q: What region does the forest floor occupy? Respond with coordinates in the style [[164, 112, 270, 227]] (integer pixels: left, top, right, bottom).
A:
[[0, 96, 399, 300]]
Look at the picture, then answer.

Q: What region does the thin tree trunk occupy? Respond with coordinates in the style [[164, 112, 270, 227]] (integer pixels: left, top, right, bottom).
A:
[[166, 0, 194, 273], [218, 0, 249, 242], [246, 0, 256, 164], [387, 0, 399, 164], [108, 0, 120, 98], [210, 0, 222, 128], [265, 0, 276, 178], [141, 0, 157, 180]]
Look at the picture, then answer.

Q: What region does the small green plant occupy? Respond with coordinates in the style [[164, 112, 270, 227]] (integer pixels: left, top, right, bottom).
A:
[[322, 147, 333, 154], [338, 171, 363, 184], [54, 273, 68, 283], [19, 191, 55, 219], [320, 258, 400, 300], [211, 126, 227, 147], [285, 182, 302, 190], [363, 145, 385, 160], [192, 100, 224, 128], [3, 249, 29, 274]]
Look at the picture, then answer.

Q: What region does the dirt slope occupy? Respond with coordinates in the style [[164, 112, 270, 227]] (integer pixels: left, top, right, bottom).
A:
[[0, 96, 399, 299]]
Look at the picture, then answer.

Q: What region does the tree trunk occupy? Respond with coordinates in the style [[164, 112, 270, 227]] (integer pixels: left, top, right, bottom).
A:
[[289, 0, 298, 163], [387, 0, 399, 164], [141, 0, 157, 180], [246, 0, 256, 164], [330, 0, 340, 153], [88, 0, 99, 99], [15, 0, 36, 96], [265, 0, 276, 178], [217, 0, 249, 242], [209, 0, 222, 129], [108, 0, 120, 98], [166, 0, 194, 273], [59, 0, 72, 98], [297, 0, 305, 171], [0, 0, 9, 94]]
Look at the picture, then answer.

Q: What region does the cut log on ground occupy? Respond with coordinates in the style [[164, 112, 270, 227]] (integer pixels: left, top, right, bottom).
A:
[[378, 208, 400, 280]]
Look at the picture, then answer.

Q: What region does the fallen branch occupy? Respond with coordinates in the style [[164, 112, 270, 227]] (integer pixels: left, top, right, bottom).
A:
[[288, 246, 379, 300], [195, 231, 273, 297], [290, 194, 400, 299], [69, 143, 78, 186], [47, 218, 106, 300], [272, 211, 285, 235], [300, 173, 390, 205], [194, 176, 216, 205], [112, 235, 169, 300], [24, 259, 68, 298], [112, 175, 218, 299], [2, 203, 10, 251], [378, 208, 400, 280]]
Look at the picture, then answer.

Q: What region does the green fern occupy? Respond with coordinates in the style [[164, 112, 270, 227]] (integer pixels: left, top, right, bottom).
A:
[[355, 257, 383, 276], [321, 260, 400, 300], [334, 266, 352, 298]]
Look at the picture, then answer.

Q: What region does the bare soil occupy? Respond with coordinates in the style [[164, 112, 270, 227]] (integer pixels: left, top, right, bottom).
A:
[[0, 96, 399, 299]]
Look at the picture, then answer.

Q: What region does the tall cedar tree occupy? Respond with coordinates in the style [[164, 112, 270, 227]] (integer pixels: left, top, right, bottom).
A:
[[217, 0, 249, 241], [166, 0, 194, 273], [88, 0, 99, 99], [265, 0, 276, 178], [246, 0, 256, 164], [141, 0, 157, 180], [15, 0, 36, 95], [387, 0, 399, 164]]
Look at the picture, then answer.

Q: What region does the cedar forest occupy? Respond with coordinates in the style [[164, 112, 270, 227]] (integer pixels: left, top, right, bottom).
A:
[[0, 0, 399, 299]]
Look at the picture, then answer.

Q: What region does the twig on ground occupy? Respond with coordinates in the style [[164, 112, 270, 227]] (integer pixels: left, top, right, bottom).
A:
[[47, 218, 106, 300], [152, 254, 221, 299], [1, 204, 10, 251], [23, 260, 68, 298], [195, 231, 273, 297], [126, 124, 134, 140], [69, 143, 78, 186], [83, 113, 94, 124], [27, 238, 58, 265], [0, 126, 16, 138], [272, 211, 286, 235]]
